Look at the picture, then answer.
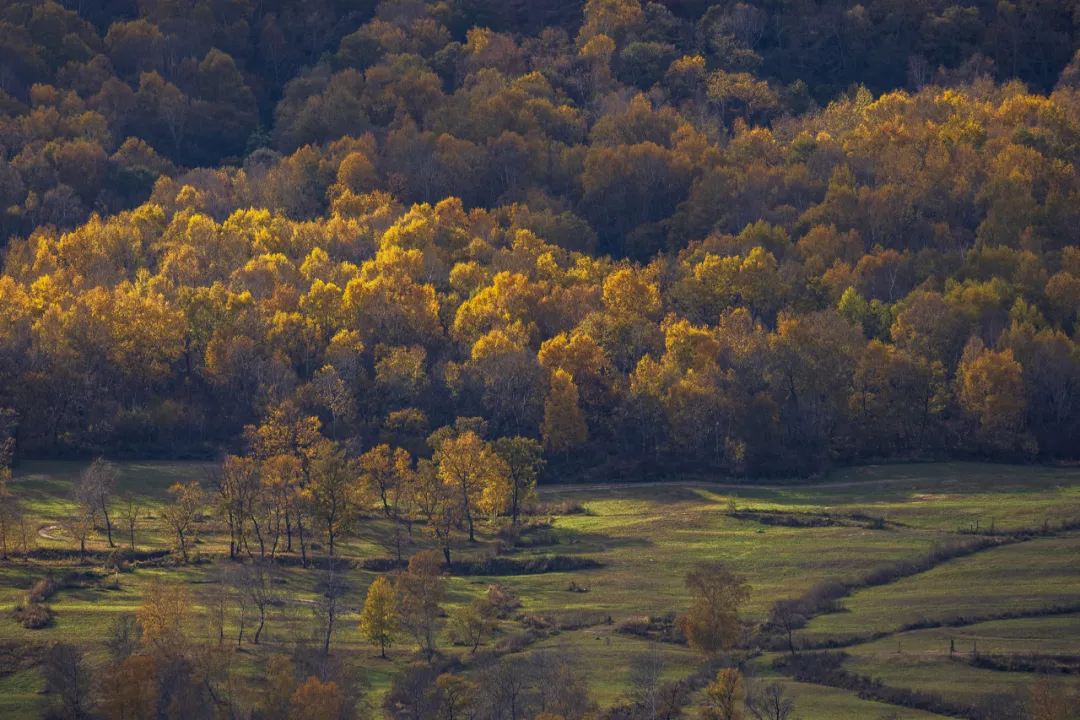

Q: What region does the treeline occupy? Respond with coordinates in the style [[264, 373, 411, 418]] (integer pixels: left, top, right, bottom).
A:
[[1, 0, 1080, 475], [1, 160, 1079, 474], [4, 0, 1080, 251]]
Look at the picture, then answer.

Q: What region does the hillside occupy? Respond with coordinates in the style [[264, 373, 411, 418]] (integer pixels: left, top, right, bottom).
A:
[[2, 1, 1080, 718]]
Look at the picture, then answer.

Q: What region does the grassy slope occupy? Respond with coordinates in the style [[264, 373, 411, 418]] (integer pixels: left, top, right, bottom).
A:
[[1, 461, 1078, 718]]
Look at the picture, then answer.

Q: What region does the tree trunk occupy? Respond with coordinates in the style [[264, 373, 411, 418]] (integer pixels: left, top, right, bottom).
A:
[[102, 506, 114, 548], [253, 607, 265, 644], [251, 517, 265, 558], [227, 512, 236, 560], [285, 511, 293, 552], [296, 513, 308, 568]]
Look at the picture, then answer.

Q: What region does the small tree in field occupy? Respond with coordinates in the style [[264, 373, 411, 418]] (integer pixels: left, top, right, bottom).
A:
[[493, 437, 544, 525], [449, 597, 496, 654], [80, 458, 118, 547], [359, 575, 398, 658], [745, 680, 797, 720], [676, 561, 750, 657], [397, 551, 446, 660], [162, 481, 204, 562], [767, 598, 805, 656], [64, 482, 97, 564], [703, 667, 744, 720], [0, 477, 24, 560], [117, 492, 142, 551], [137, 578, 191, 658]]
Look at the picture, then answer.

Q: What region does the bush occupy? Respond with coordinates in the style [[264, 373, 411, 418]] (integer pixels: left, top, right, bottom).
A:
[[535, 499, 588, 516], [26, 576, 59, 605], [13, 602, 52, 629], [361, 558, 408, 572], [485, 584, 522, 618], [615, 612, 685, 644], [495, 630, 541, 654], [452, 554, 601, 576]]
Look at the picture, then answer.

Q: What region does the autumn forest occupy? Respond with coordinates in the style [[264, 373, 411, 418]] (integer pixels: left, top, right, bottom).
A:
[[2, 0, 1080, 718]]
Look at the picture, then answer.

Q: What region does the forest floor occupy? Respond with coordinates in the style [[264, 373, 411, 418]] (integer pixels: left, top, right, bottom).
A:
[[1, 461, 1078, 718]]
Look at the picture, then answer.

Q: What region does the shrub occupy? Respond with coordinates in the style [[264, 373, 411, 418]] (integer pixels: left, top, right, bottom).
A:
[[495, 630, 541, 654], [13, 602, 52, 629], [452, 555, 601, 576], [485, 584, 522, 618], [26, 576, 59, 605]]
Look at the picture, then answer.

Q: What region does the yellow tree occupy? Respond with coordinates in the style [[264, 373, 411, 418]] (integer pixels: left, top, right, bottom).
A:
[[542, 369, 588, 459], [246, 403, 323, 567], [289, 676, 344, 720], [414, 460, 462, 565], [358, 444, 398, 517], [432, 429, 505, 541], [0, 476, 24, 560], [308, 440, 357, 557], [99, 655, 158, 720], [676, 561, 751, 657], [1030, 676, 1071, 720], [161, 481, 204, 563], [703, 668, 744, 720], [397, 550, 447, 658], [492, 437, 544, 524], [957, 339, 1028, 452], [359, 575, 398, 658], [137, 578, 191, 658]]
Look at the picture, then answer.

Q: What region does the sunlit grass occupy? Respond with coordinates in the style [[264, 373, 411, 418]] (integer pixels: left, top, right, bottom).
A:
[[0, 460, 1077, 718]]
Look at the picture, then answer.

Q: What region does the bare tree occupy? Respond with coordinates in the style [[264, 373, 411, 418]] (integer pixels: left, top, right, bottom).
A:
[[208, 568, 231, 647], [64, 482, 96, 563], [161, 482, 204, 563], [313, 558, 350, 656], [104, 615, 141, 664], [117, 493, 142, 552], [768, 599, 806, 656], [80, 458, 118, 548], [478, 658, 532, 720], [397, 551, 446, 660], [745, 680, 796, 720], [0, 479, 24, 560], [628, 650, 665, 720], [247, 564, 274, 645], [384, 663, 440, 720], [42, 643, 94, 719], [227, 565, 252, 649], [448, 598, 496, 654], [528, 649, 591, 720]]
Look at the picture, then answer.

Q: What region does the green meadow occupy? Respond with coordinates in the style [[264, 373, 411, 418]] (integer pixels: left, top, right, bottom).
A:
[[1, 461, 1078, 718]]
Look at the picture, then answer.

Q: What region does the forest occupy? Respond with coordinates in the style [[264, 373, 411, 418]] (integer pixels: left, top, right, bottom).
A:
[[2, 0, 1080, 718], [3, 1, 1080, 477]]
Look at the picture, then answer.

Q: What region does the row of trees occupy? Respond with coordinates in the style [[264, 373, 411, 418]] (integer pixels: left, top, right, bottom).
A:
[[41, 410, 543, 568]]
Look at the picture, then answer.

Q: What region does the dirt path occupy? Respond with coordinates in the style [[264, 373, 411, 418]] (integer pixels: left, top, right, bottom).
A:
[[37, 524, 65, 541]]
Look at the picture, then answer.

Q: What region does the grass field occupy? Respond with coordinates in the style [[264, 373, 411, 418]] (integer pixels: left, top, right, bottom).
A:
[[2, 461, 1079, 718]]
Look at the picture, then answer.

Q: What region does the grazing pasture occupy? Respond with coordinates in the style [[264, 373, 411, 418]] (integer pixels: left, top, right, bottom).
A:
[[0, 461, 1077, 718]]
